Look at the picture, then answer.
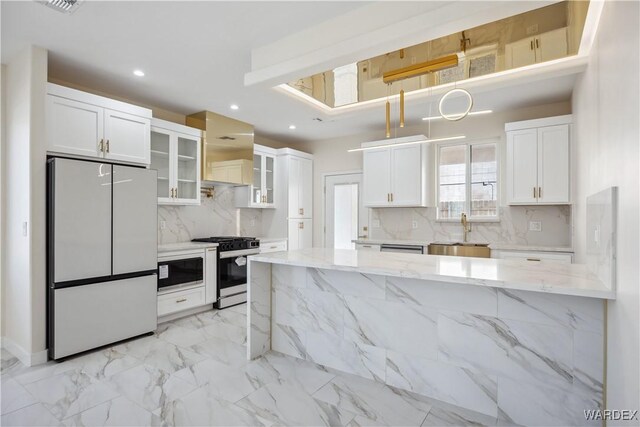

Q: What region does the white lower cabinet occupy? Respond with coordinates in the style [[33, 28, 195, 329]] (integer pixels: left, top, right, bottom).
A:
[[288, 219, 312, 250], [494, 250, 573, 264], [355, 243, 381, 251], [158, 287, 206, 317]]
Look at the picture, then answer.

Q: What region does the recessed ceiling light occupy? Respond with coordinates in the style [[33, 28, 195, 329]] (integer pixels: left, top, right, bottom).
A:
[[230, 104, 239, 110], [288, 125, 296, 130], [133, 70, 145, 77], [422, 109, 492, 121]]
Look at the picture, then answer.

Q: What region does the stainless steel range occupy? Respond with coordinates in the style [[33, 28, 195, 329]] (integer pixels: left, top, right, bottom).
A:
[[191, 236, 259, 308]]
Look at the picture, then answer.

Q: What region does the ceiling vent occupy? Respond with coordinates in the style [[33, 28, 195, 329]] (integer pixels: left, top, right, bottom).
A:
[[41, 0, 82, 14]]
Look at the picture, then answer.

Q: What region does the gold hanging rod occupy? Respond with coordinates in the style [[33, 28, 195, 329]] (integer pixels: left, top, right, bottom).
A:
[[382, 54, 459, 84]]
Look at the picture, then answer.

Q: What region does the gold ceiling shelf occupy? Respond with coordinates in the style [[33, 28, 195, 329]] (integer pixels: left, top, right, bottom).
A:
[[382, 54, 459, 84]]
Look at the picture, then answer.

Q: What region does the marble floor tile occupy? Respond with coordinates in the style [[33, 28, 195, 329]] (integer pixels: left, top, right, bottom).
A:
[[24, 370, 119, 420], [420, 398, 498, 426], [61, 396, 164, 426], [114, 336, 207, 374], [190, 336, 248, 367], [72, 348, 141, 381], [261, 352, 335, 394], [1, 378, 38, 415], [313, 373, 432, 426], [224, 302, 249, 314], [0, 403, 60, 427], [12, 358, 80, 386], [237, 382, 357, 426], [106, 363, 197, 413], [202, 321, 247, 345], [170, 310, 222, 330], [346, 415, 388, 427], [159, 385, 269, 426], [155, 323, 209, 348], [0, 349, 30, 378]]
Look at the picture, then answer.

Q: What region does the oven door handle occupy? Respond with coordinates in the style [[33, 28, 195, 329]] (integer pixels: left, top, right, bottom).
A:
[[219, 249, 260, 259]]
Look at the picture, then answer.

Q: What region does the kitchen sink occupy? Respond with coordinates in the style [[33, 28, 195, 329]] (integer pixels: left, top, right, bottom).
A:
[[427, 242, 491, 258]]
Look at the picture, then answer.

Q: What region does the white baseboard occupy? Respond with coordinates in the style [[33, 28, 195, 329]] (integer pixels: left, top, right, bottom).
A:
[[1, 336, 48, 367]]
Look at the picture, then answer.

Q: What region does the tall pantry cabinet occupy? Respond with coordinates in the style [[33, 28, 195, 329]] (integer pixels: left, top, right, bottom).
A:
[[265, 148, 313, 250]]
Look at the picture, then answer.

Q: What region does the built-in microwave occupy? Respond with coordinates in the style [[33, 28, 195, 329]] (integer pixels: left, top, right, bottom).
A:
[[157, 253, 204, 292]]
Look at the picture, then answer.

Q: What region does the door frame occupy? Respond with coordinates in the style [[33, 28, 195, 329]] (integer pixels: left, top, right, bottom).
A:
[[321, 170, 364, 248]]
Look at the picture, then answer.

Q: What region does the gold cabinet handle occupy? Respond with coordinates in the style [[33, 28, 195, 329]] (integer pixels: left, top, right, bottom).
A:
[[391, 193, 393, 202], [530, 40, 534, 50], [538, 187, 542, 198], [170, 188, 174, 198], [387, 193, 390, 202], [105, 139, 110, 153], [298, 222, 304, 229], [269, 245, 277, 249], [299, 208, 303, 215], [176, 298, 187, 303], [99, 139, 104, 152], [175, 187, 178, 198], [526, 258, 541, 262], [536, 39, 539, 49]]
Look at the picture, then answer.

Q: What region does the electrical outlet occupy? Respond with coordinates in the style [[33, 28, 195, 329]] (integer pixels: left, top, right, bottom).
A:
[[160, 220, 166, 230], [526, 24, 538, 35], [372, 219, 381, 228], [22, 221, 28, 237], [412, 220, 418, 229], [529, 221, 542, 232], [411, 56, 417, 65]]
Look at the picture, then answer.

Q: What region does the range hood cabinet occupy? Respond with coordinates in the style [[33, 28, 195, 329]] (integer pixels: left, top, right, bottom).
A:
[[186, 111, 254, 185]]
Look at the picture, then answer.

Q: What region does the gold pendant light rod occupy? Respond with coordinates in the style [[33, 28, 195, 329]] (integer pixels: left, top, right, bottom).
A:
[[382, 54, 459, 84], [399, 89, 405, 128], [385, 100, 391, 138]]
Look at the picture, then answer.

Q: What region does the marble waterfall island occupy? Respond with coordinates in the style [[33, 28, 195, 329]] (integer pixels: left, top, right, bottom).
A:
[[247, 248, 612, 426]]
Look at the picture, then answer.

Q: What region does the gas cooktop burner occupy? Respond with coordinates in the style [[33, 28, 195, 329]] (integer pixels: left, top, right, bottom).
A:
[[192, 236, 259, 251]]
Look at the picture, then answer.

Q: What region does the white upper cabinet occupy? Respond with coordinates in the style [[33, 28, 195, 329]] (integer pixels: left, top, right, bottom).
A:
[[46, 84, 151, 165], [150, 118, 201, 206], [505, 27, 567, 69], [506, 115, 571, 205], [235, 144, 277, 208], [363, 147, 391, 206], [104, 109, 150, 164], [362, 136, 430, 207]]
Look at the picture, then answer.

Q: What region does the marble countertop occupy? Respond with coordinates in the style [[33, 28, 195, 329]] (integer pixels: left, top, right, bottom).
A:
[[353, 239, 573, 253], [158, 242, 218, 253], [250, 248, 613, 300]]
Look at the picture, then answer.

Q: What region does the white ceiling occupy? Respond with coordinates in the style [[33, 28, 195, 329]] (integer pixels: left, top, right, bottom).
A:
[[1, 1, 577, 143]]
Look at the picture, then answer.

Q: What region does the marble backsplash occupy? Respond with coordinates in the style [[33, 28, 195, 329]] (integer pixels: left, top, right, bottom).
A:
[[158, 186, 263, 244], [370, 205, 572, 247]]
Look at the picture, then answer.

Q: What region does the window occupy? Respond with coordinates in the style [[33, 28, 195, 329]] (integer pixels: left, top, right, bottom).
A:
[[437, 141, 498, 220]]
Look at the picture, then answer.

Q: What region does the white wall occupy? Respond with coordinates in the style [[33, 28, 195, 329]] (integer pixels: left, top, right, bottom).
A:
[[571, 0, 639, 418], [304, 101, 572, 246], [2, 46, 48, 365]]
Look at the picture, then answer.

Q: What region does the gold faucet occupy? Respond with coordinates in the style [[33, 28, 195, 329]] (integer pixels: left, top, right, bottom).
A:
[[461, 213, 471, 243]]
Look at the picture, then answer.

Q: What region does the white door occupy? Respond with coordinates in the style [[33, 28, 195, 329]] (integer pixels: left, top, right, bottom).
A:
[[53, 158, 112, 283], [390, 145, 422, 206], [537, 124, 570, 204], [536, 28, 567, 63], [363, 147, 391, 206], [112, 165, 158, 275], [104, 109, 151, 165], [325, 173, 368, 249], [507, 128, 538, 204], [299, 158, 313, 218], [288, 157, 301, 218], [46, 95, 104, 158], [505, 37, 536, 69]]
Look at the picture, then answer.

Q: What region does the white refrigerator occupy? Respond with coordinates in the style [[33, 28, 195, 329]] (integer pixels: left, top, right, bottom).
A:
[[47, 157, 158, 360]]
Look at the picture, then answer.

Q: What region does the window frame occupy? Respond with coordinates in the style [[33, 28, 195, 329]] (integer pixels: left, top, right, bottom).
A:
[[435, 138, 500, 223]]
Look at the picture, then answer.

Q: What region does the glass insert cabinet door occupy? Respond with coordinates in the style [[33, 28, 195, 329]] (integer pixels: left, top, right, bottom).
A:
[[175, 136, 199, 203], [150, 130, 172, 201], [253, 153, 263, 204], [264, 155, 274, 204]]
